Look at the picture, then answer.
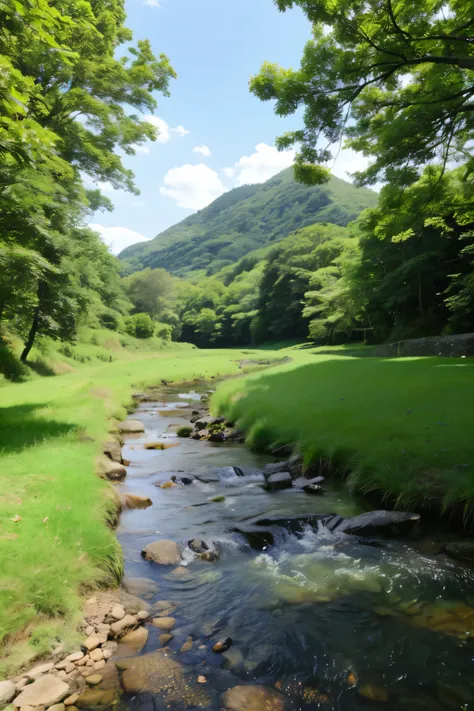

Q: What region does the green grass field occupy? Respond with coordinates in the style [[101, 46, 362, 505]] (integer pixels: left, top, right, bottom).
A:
[[214, 350, 474, 517], [0, 347, 275, 675]]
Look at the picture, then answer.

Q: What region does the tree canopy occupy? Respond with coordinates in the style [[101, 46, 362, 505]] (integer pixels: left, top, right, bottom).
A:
[[251, 0, 474, 187]]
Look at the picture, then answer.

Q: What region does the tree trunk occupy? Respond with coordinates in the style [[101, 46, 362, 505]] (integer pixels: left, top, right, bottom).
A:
[[21, 305, 40, 362]]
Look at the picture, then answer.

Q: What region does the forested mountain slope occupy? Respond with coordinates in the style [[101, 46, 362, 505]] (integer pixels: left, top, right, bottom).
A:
[[119, 168, 377, 276]]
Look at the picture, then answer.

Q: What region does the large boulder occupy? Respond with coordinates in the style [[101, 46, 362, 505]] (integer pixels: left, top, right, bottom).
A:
[[233, 525, 274, 550], [263, 461, 289, 479], [142, 540, 181, 565], [264, 472, 293, 491], [251, 513, 329, 533], [13, 675, 69, 708], [0, 680, 16, 705], [293, 476, 325, 489], [103, 440, 122, 463], [99, 457, 126, 482], [445, 541, 474, 562], [118, 419, 145, 434], [222, 685, 292, 711], [339, 510, 420, 537]]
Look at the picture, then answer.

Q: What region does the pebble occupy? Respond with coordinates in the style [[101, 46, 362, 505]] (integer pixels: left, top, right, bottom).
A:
[[27, 662, 54, 680], [85, 626, 94, 637], [85, 675, 102, 686], [96, 631, 108, 645], [110, 614, 137, 637], [84, 635, 100, 651], [109, 604, 125, 621], [48, 705, 65, 711], [102, 650, 112, 660], [137, 610, 148, 621], [0, 680, 16, 705], [94, 661, 106, 670], [197, 676, 207, 684], [64, 694, 79, 706], [97, 623, 110, 633], [76, 657, 88, 667], [16, 678, 28, 691], [89, 649, 103, 662]]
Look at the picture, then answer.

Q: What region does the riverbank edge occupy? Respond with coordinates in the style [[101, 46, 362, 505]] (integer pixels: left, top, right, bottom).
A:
[[0, 356, 285, 681], [212, 385, 474, 535]]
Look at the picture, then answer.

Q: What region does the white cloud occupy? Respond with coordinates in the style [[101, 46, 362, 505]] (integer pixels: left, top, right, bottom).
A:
[[144, 116, 190, 144], [193, 145, 211, 157], [222, 167, 234, 179], [330, 147, 371, 182], [89, 224, 150, 254], [144, 116, 171, 144], [144, 0, 160, 6], [229, 143, 296, 186], [160, 164, 226, 210], [173, 125, 190, 137], [131, 143, 150, 155]]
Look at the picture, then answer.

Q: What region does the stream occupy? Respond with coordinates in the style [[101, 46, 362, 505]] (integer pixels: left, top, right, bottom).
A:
[[113, 383, 474, 711]]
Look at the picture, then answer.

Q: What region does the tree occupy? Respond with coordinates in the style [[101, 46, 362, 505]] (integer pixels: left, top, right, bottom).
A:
[[251, 0, 474, 187], [123, 268, 175, 319]]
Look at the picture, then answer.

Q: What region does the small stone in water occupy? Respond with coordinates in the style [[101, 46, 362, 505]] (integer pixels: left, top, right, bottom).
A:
[[213, 638, 232, 654], [197, 675, 207, 684], [358, 683, 389, 702]]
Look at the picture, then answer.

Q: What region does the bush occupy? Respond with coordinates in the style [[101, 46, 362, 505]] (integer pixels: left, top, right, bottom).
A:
[[99, 312, 121, 331], [177, 426, 193, 438], [0, 341, 28, 382], [155, 322, 173, 341], [124, 313, 155, 339]]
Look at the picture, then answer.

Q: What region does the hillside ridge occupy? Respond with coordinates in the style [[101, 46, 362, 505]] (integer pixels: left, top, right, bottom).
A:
[[119, 168, 378, 277]]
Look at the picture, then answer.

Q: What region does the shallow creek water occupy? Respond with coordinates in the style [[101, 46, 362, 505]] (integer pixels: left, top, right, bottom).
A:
[[113, 385, 474, 711]]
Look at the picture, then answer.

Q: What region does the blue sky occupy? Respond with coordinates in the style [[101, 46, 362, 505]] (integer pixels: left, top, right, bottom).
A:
[[90, 0, 367, 254]]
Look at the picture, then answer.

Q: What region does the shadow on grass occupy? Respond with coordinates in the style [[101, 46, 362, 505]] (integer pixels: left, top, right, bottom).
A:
[[0, 402, 77, 454], [26, 359, 56, 377]]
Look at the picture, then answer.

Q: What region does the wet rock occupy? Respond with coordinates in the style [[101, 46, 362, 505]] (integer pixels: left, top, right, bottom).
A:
[[437, 678, 474, 708], [212, 638, 232, 653], [188, 539, 209, 553], [358, 683, 389, 702], [89, 649, 103, 663], [263, 461, 289, 479], [141, 540, 181, 565], [180, 637, 193, 653], [159, 634, 173, 646], [75, 688, 118, 708], [65, 652, 84, 663], [0, 680, 16, 705], [118, 420, 144, 433], [200, 551, 219, 562], [171, 475, 194, 485], [233, 466, 245, 476], [48, 704, 65, 711], [110, 614, 137, 637], [339, 510, 420, 537], [323, 514, 345, 532], [117, 651, 210, 706], [264, 472, 293, 491], [288, 455, 304, 477], [250, 513, 329, 533], [13, 675, 70, 708], [103, 440, 122, 464], [233, 525, 274, 549], [209, 495, 225, 503], [222, 684, 291, 711], [168, 566, 191, 578], [85, 675, 102, 686], [151, 616, 176, 631], [444, 541, 474, 561], [122, 576, 158, 599], [120, 494, 152, 510], [292, 476, 325, 489], [209, 431, 226, 443], [304, 484, 325, 495], [194, 473, 220, 483], [64, 694, 79, 706], [100, 458, 126, 482], [118, 627, 149, 653]]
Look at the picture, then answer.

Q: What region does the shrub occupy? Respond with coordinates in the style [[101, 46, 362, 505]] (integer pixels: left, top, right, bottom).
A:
[[0, 341, 28, 382], [124, 313, 155, 339], [177, 426, 193, 438], [99, 312, 121, 331]]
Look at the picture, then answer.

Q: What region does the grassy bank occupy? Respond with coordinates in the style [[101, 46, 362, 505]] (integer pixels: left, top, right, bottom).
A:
[[213, 350, 474, 519], [0, 347, 275, 675]]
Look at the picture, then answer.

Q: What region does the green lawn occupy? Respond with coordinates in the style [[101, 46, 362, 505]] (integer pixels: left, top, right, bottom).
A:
[[0, 347, 275, 675], [213, 351, 474, 517]]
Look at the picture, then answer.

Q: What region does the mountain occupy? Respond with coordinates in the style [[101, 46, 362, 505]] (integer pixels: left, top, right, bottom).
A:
[[119, 168, 378, 277]]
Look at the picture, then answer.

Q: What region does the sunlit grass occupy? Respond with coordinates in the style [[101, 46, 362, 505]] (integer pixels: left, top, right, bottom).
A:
[[214, 354, 474, 516]]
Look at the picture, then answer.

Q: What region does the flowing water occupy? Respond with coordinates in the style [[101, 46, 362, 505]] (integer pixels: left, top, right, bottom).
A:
[[114, 385, 474, 711]]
